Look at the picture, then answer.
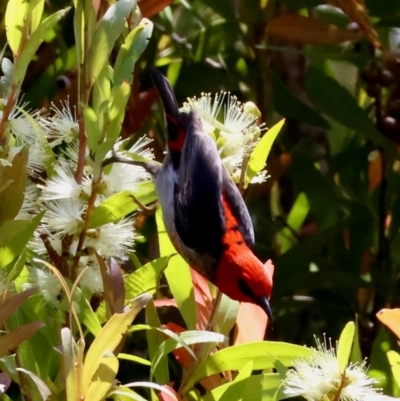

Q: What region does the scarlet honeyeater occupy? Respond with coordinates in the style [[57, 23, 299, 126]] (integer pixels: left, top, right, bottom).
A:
[[144, 70, 273, 318]]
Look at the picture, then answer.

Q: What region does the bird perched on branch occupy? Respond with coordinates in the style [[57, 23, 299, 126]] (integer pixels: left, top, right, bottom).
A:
[[112, 70, 273, 319]]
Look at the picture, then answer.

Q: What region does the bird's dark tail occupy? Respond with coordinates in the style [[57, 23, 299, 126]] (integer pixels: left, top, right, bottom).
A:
[[151, 69, 187, 153]]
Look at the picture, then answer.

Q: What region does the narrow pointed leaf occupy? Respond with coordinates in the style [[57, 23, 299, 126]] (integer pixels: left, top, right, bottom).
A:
[[16, 368, 51, 401], [0, 288, 37, 327], [337, 322, 355, 373], [82, 293, 151, 391], [156, 207, 197, 329], [0, 322, 45, 358], [247, 119, 285, 181], [84, 354, 119, 401], [182, 341, 311, 393]]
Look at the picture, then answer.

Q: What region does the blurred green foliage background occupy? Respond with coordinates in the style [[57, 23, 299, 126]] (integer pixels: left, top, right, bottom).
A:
[[2, 0, 400, 398]]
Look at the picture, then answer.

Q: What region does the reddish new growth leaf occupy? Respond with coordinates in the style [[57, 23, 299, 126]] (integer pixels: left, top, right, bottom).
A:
[[234, 260, 274, 344]]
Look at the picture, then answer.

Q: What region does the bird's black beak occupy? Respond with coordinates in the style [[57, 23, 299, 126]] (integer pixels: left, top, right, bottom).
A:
[[260, 295, 273, 321]]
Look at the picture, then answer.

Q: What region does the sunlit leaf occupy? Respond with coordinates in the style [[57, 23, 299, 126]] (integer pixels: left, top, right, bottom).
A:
[[247, 119, 285, 182], [0, 212, 44, 269], [84, 353, 119, 401], [156, 206, 197, 330], [88, 181, 157, 228], [337, 321, 355, 373], [0, 149, 28, 224], [13, 8, 70, 87], [387, 351, 400, 390], [117, 353, 151, 366], [202, 372, 282, 401], [146, 299, 169, 384], [181, 342, 311, 393], [82, 293, 151, 392], [125, 255, 170, 300], [5, 0, 29, 55], [61, 328, 80, 401], [114, 18, 153, 87], [88, 0, 138, 85]]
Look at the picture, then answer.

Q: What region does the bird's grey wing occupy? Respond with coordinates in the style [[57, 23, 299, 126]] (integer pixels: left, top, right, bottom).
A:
[[174, 111, 225, 259]]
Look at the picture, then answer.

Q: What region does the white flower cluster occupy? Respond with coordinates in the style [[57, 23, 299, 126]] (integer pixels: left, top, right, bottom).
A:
[[283, 337, 381, 401], [184, 91, 266, 183], [0, 94, 152, 302]]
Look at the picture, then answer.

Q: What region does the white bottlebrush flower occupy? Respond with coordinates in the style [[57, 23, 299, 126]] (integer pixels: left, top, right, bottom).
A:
[[185, 92, 265, 177], [16, 181, 39, 219], [41, 163, 83, 201], [27, 140, 50, 177], [41, 199, 84, 236], [102, 162, 149, 197], [39, 100, 79, 146], [127, 135, 155, 161], [9, 116, 39, 145], [77, 256, 104, 294], [283, 337, 381, 401], [25, 267, 63, 307], [84, 217, 134, 259]]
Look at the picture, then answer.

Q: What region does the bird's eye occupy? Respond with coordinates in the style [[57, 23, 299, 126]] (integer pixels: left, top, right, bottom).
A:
[[238, 278, 257, 302]]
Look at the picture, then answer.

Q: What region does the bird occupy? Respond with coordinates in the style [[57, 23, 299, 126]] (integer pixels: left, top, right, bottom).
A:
[[113, 69, 273, 319]]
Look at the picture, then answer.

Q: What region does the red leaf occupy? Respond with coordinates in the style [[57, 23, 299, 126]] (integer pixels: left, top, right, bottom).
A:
[[267, 13, 363, 44], [190, 268, 212, 330], [140, 0, 175, 18], [157, 385, 182, 401]]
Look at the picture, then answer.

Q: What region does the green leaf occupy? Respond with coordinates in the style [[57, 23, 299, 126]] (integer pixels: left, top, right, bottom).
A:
[[75, 288, 102, 336], [156, 206, 197, 330], [15, 367, 51, 401], [5, 0, 29, 55], [124, 255, 170, 300], [350, 316, 362, 364], [84, 105, 102, 153], [30, 0, 45, 33], [219, 360, 253, 401], [271, 71, 330, 129], [247, 119, 285, 181], [388, 351, 400, 390], [0, 212, 44, 269], [88, 181, 157, 228], [305, 67, 397, 157], [117, 353, 151, 366], [88, 0, 138, 86], [151, 331, 225, 381], [289, 154, 338, 228], [182, 341, 312, 393], [114, 18, 153, 87], [13, 8, 70, 87], [213, 294, 239, 337], [203, 372, 282, 401], [337, 321, 355, 373], [146, 299, 169, 385], [61, 328, 80, 401], [279, 192, 310, 253], [0, 149, 27, 224]]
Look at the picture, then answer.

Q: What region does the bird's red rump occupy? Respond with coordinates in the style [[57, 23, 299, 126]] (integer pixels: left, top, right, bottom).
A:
[[166, 115, 186, 151], [221, 193, 245, 247]]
